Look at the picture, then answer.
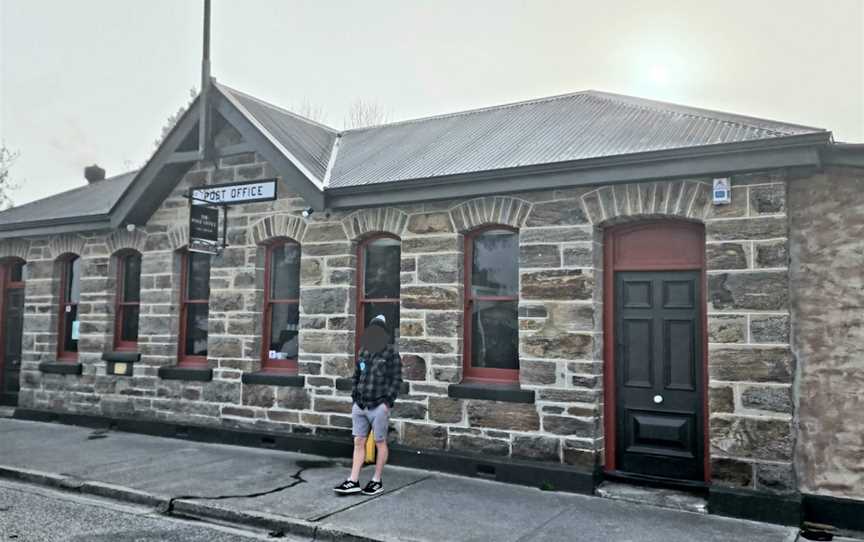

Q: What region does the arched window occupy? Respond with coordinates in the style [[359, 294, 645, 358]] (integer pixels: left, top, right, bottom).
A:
[[114, 250, 142, 351], [262, 239, 301, 373], [357, 235, 401, 351], [57, 254, 81, 361], [178, 250, 210, 366], [463, 226, 519, 381]]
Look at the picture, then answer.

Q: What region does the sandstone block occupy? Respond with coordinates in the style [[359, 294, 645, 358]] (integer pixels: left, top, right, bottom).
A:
[[512, 435, 561, 462], [709, 386, 734, 413], [519, 245, 561, 268], [542, 415, 595, 437], [709, 271, 788, 311], [429, 397, 463, 423], [708, 315, 746, 343], [417, 254, 460, 283], [525, 199, 588, 226], [521, 269, 593, 300], [750, 314, 789, 344], [706, 243, 748, 270], [300, 288, 347, 314], [520, 359, 557, 385], [448, 434, 509, 457], [406, 212, 453, 234], [402, 423, 447, 449], [711, 457, 753, 488], [402, 286, 460, 310], [749, 185, 786, 214], [468, 401, 539, 431], [242, 385, 275, 408], [709, 347, 793, 383], [710, 417, 793, 461], [741, 385, 792, 413], [522, 333, 592, 359]]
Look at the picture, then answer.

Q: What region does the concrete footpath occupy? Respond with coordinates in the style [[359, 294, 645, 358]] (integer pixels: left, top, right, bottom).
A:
[[0, 418, 810, 541]]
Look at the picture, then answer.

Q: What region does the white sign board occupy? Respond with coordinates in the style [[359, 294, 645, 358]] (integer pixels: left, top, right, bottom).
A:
[[191, 179, 278, 206], [712, 177, 732, 205]]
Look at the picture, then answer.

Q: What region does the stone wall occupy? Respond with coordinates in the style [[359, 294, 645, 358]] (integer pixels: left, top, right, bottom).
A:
[[8, 147, 799, 478], [789, 166, 864, 501]]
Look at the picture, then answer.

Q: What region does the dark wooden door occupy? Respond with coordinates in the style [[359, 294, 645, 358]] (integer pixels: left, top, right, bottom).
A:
[[0, 286, 24, 406], [614, 270, 704, 481]]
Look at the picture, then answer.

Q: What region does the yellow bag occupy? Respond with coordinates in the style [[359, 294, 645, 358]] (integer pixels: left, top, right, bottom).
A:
[[365, 431, 376, 464]]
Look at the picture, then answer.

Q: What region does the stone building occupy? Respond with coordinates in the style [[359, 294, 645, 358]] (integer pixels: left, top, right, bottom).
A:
[[0, 84, 861, 529]]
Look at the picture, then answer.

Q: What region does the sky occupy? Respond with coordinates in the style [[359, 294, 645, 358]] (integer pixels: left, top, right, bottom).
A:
[[1, 0, 862, 206]]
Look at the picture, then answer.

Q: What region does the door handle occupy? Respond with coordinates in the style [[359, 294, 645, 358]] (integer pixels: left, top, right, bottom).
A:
[[653, 395, 663, 404]]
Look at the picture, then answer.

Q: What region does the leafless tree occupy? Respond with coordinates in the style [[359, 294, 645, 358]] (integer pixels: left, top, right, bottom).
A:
[[154, 87, 198, 149], [0, 145, 20, 209], [294, 99, 328, 125], [343, 99, 389, 129]]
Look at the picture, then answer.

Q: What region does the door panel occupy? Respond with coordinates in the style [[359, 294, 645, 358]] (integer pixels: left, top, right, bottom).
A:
[[615, 271, 704, 481], [1, 286, 24, 405]]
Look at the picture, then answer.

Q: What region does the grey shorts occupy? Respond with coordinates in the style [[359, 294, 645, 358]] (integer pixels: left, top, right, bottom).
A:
[[351, 403, 389, 442]]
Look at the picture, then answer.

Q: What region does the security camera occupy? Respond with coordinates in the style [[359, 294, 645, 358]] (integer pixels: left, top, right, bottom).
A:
[[301, 207, 314, 218]]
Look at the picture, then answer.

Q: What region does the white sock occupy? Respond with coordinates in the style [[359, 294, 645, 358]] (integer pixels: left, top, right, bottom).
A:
[[372, 476, 381, 483]]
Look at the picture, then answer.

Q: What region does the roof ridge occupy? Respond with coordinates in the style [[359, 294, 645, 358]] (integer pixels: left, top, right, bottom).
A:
[[341, 89, 595, 132], [216, 83, 339, 134], [586, 91, 827, 136]]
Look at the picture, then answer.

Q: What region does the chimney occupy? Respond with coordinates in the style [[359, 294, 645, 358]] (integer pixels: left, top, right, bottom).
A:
[[84, 164, 106, 183]]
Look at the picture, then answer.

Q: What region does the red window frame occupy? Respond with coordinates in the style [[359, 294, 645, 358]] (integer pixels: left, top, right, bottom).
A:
[[355, 233, 401, 355], [114, 250, 141, 351], [261, 238, 300, 373], [56, 254, 80, 362], [178, 251, 209, 368], [462, 225, 520, 382]]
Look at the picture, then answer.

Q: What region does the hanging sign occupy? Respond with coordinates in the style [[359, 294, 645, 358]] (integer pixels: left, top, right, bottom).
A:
[[191, 179, 278, 206], [189, 204, 220, 254]]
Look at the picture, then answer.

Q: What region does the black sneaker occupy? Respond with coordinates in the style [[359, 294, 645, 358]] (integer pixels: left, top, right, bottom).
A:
[[333, 479, 361, 495], [362, 480, 383, 496]]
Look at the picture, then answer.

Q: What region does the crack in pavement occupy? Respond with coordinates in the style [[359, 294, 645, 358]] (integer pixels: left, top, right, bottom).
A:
[[163, 464, 310, 514]]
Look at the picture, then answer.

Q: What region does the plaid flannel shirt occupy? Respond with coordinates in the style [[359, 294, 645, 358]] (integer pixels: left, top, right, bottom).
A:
[[352, 344, 402, 409]]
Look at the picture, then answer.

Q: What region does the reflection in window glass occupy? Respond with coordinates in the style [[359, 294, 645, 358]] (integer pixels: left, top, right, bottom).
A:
[[185, 303, 209, 357], [471, 300, 518, 369], [270, 243, 300, 300], [471, 229, 518, 297], [187, 253, 210, 301], [466, 228, 519, 374], [122, 254, 141, 303], [264, 241, 301, 367], [364, 237, 401, 299], [59, 256, 80, 358], [268, 303, 299, 359], [182, 252, 210, 360], [359, 236, 401, 352]]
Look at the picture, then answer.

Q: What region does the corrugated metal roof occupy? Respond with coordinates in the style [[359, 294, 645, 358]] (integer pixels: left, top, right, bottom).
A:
[[218, 85, 337, 182], [0, 86, 829, 232], [0, 171, 136, 227], [325, 90, 826, 188]]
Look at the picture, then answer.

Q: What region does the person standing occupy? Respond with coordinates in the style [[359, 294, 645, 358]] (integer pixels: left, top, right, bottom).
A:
[[333, 315, 402, 496]]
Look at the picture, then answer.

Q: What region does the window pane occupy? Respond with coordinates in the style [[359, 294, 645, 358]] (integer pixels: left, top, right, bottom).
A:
[[364, 238, 400, 299], [63, 304, 79, 353], [471, 300, 518, 370], [187, 253, 210, 301], [362, 302, 400, 340], [10, 261, 25, 282], [268, 303, 299, 359], [122, 254, 142, 302], [270, 243, 300, 300], [471, 229, 518, 297], [184, 304, 209, 356], [120, 305, 140, 342], [67, 257, 81, 304]]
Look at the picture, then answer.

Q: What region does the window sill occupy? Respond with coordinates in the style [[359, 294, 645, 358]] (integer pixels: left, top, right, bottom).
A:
[[39, 361, 83, 375], [448, 382, 535, 404], [158, 365, 213, 382], [242, 372, 305, 387], [335, 377, 409, 394], [101, 351, 142, 363]]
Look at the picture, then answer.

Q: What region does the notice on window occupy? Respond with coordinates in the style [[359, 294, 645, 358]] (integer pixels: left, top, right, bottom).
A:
[[71, 320, 80, 340]]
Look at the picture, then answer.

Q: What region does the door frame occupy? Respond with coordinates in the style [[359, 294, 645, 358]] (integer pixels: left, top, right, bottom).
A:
[[602, 219, 710, 483], [0, 258, 25, 406]]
